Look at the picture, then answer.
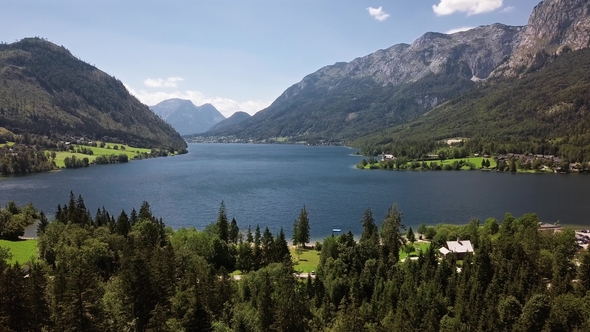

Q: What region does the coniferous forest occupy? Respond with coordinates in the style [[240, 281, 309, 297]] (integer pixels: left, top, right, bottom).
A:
[[1, 194, 590, 332]]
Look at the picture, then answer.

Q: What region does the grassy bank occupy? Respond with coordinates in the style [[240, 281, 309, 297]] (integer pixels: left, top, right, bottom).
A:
[[0, 239, 38, 264], [49, 143, 152, 167]]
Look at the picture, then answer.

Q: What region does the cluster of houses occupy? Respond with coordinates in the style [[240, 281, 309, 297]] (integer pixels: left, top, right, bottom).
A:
[[496, 153, 590, 172], [437, 222, 589, 259], [381, 151, 589, 172]]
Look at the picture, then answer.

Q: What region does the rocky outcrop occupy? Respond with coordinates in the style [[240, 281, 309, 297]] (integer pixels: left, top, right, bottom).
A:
[[282, 24, 523, 100], [210, 0, 590, 141], [492, 0, 590, 77]]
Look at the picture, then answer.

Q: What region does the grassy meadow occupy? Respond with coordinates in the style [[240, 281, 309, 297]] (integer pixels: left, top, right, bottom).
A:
[[0, 239, 38, 264], [439, 157, 497, 169], [290, 247, 320, 273], [399, 241, 431, 260], [49, 143, 152, 167]]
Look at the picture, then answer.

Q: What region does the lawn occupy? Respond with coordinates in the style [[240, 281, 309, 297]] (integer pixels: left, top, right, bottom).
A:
[[400, 241, 431, 260], [440, 157, 497, 169], [0, 239, 38, 265], [48, 143, 153, 167], [0, 141, 15, 148], [291, 247, 320, 273]]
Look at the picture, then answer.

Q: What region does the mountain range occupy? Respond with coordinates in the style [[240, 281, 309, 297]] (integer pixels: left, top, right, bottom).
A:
[[205, 0, 590, 149], [207, 111, 251, 132], [0, 38, 186, 151], [150, 99, 225, 136]]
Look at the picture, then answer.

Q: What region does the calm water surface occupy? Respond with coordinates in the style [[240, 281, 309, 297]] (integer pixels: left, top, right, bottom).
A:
[[2, 143, 589, 238]]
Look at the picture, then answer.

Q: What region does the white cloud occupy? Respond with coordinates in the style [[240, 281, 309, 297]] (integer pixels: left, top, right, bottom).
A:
[[433, 0, 503, 16], [143, 77, 184, 88], [124, 84, 270, 117], [367, 6, 390, 21], [500, 6, 515, 13], [446, 26, 475, 34]]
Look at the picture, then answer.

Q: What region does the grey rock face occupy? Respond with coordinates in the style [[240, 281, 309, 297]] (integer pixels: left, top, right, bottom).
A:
[[492, 0, 590, 76], [282, 24, 523, 100]]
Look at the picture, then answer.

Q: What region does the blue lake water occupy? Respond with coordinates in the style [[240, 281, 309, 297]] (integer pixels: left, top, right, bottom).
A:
[[1, 143, 590, 239]]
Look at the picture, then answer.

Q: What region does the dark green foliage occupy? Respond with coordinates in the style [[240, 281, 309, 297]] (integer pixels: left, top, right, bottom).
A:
[[0, 38, 187, 152], [229, 217, 239, 244], [208, 72, 474, 143], [380, 204, 405, 265], [217, 201, 229, 242], [0, 201, 37, 239], [0, 144, 55, 175], [406, 226, 416, 243], [292, 205, 310, 247], [4, 196, 590, 331]]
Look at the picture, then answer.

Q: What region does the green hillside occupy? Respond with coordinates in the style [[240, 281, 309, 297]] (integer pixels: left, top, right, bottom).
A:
[[206, 74, 475, 142], [354, 48, 590, 162], [0, 38, 186, 151]]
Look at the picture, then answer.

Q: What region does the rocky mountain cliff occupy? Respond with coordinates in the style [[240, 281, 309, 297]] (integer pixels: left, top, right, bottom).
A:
[[207, 24, 523, 140], [0, 38, 187, 150], [150, 99, 225, 135], [493, 0, 590, 77], [284, 23, 523, 99], [208, 0, 590, 142]]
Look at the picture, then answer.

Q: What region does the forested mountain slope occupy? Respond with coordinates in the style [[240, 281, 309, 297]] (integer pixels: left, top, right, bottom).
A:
[[205, 24, 522, 141], [0, 38, 186, 150], [206, 111, 250, 133], [355, 48, 590, 161]]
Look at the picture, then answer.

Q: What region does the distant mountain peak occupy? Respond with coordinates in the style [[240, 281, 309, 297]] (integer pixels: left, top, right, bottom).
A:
[[150, 99, 225, 135]]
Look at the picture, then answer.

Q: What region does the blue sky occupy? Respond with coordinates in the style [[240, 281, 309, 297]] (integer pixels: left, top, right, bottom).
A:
[[2, 0, 541, 117]]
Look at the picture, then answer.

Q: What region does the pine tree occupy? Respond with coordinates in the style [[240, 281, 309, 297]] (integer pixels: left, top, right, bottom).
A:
[[360, 208, 378, 244], [36, 211, 49, 236], [293, 205, 310, 248], [246, 225, 254, 243], [380, 204, 406, 265], [216, 201, 229, 242], [261, 227, 275, 266], [229, 217, 239, 244], [116, 210, 131, 237], [275, 228, 290, 262], [407, 227, 416, 243]]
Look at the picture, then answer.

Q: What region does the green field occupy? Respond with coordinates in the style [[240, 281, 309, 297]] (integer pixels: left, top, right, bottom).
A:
[[360, 155, 497, 170], [0, 239, 38, 264], [0, 141, 15, 148], [49, 143, 152, 167], [440, 157, 497, 169], [400, 241, 431, 260], [291, 247, 320, 273]]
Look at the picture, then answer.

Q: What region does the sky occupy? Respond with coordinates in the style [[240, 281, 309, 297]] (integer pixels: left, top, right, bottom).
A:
[[1, 0, 542, 117]]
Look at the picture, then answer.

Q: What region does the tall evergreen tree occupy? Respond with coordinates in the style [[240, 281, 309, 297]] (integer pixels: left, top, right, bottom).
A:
[[406, 227, 416, 243], [261, 227, 275, 266], [275, 228, 290, 262], [380, 204, 406, 265], [293, 205, 310, 248], [116, 210, 131, 237], [246, 225, 254, 243], [229, 217, 239, 244], [216, 201, 229, 242], [360, 208, 378, 244]]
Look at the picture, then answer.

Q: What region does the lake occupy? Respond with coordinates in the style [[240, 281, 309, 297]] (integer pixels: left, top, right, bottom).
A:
[[1, 143, 589, 239]]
